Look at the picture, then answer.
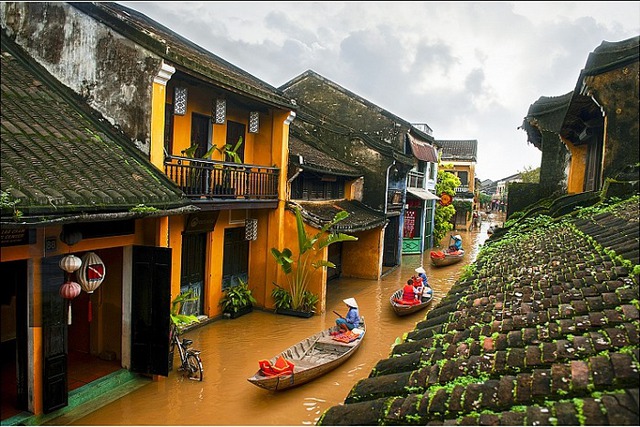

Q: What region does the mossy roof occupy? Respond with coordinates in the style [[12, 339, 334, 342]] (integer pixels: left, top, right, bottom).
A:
[[318, 197, 639, 426], [290, 199, 387, 233], [289, 135, 363, 178], [1, 31, 191, 225]]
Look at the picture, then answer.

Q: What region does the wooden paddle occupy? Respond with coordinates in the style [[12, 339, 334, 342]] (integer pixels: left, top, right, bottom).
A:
[[333, 310, 345, 319]]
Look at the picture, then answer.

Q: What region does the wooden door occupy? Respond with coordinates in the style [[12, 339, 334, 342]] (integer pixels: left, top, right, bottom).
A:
[[41, 256, 67, 413], [130, 246, 172, 377]]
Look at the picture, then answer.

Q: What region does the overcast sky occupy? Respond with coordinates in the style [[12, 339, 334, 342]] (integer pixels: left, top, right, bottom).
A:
[[120, 1, 639, 181]]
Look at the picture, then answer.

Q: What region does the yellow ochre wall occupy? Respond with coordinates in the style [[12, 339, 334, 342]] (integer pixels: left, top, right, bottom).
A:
[[563, 138, 588, 194], [341, 228, 383, 280]]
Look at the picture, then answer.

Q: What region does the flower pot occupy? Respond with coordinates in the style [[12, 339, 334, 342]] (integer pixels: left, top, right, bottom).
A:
[[275, 308, 314, 318], [226, 305, 253, 319]]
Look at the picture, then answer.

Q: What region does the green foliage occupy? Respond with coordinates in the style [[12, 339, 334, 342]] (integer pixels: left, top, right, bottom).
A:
[[170, 291, 200, 331], [433, 169, 460, 245], [434, 204, 455, 245], [1, 189, 23, 220], [271, 206, 358, 311], [220, 278, 257, 314], [129, 204, 159, 213], [517, 165, 540, 183], [181, 136, 244, 163]]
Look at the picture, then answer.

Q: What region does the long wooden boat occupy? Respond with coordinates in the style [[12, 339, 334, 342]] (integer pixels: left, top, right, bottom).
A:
[[430, 249, 465, 267], [390, 289, 434, 316], [247, 323, 366, 391]]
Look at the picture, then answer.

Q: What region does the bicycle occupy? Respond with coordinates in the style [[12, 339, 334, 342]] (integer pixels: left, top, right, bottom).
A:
[[170, 325, 203, 381]]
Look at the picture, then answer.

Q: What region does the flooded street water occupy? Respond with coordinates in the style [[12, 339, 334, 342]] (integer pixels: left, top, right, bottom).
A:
[[73, 215, 501, 426]]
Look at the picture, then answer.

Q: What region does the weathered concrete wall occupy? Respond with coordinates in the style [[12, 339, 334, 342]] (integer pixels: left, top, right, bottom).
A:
[[284, 77, 410, 211], [587, 61, 640, 180], [0, 2, 161, 154], [539, 129, 569, 197]]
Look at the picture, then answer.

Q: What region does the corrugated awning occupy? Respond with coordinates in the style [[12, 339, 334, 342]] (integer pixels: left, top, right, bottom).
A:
[[407, 188, 440, 200]]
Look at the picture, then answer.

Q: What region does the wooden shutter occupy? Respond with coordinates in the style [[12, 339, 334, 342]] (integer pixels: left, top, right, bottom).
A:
[[41, 255, 68, 413], [130, 246, 172, 377]]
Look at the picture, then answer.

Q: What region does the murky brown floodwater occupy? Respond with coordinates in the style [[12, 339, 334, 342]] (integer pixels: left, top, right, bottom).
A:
[[73, 214, 502, 426]]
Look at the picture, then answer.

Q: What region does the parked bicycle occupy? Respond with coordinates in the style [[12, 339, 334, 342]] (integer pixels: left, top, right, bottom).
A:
[[170, 325, 203, 381]]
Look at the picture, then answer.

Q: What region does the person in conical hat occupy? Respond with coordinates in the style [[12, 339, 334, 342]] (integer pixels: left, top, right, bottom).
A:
[[336, 297, 361, 332], [414, 266, 432, 298]]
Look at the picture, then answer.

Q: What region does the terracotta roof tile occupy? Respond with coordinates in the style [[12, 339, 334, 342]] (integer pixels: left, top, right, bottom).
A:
[[319, 197, 639, 426]]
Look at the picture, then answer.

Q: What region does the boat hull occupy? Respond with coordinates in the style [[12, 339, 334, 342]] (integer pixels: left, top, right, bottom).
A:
[[247, 324, 365, 391], [430, 250, 464, 267], [390, 289, 433, 316]]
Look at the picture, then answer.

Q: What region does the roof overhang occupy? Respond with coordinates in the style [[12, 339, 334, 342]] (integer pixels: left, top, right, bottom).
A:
[[407, 188, 440, 201]]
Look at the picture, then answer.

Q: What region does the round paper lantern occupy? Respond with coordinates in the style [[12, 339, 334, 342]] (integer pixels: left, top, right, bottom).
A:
[[59, 254, 82, 273], [60, 281, 81, 325], [77, 252, 106, 322], [77, 252, 106, 294], [60, 281, 82, 299]]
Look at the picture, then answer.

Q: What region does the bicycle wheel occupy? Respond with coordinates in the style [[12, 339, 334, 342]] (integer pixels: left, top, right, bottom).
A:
[[185, 353, 203, 381]]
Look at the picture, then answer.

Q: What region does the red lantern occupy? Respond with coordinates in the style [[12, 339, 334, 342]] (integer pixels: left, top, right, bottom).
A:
[[60, 281, 82, 325], [77, 252, 106, 322]]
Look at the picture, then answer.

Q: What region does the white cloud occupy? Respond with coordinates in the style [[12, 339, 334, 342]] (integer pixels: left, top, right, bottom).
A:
[[121, 1, 639, 180]]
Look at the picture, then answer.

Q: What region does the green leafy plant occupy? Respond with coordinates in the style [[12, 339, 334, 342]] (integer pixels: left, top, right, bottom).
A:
[[270, 206, 358, 312], [220, 278, 257, 314], [181, 136, 244, 163], [170, 291, 200, 331], [433, 168, 460, 244]]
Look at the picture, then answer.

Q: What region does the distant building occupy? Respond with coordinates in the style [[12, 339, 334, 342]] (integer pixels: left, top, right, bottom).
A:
[[436, 139, 478, 232]]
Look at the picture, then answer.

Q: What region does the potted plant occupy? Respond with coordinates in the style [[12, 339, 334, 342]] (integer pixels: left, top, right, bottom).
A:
[[220, 278, 257, 319], [270, 206, 357, 317]]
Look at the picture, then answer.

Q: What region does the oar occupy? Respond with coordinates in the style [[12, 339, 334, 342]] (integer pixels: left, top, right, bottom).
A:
[[333, 310, 345, 319]]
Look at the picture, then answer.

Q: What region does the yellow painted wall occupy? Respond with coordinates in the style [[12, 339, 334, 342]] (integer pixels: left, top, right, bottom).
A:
[[0, 218, 166, 416], [562, 138, 588, 194], [341, 227, 383, 280]]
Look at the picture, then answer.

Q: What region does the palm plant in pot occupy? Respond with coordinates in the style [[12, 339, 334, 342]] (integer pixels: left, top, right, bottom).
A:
[[270, 206, 357, 317], [220, 278, 257, 318]]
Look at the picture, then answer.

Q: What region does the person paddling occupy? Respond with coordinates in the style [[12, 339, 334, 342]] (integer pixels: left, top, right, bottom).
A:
[[335, 298, 361, 332]]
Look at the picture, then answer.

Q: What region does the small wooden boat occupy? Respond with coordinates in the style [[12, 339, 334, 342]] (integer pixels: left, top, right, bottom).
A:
[[430, 248, 465, 267], [247, 323, 366, 391], [390, 288, 433, 316]]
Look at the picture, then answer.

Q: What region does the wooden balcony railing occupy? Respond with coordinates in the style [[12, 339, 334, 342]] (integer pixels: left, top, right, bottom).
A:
[[164, 156, 279, 200]]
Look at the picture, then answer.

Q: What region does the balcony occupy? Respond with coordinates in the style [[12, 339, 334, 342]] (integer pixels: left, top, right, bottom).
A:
[[407, 171, 425, 189], [164, 156, 279, 205]]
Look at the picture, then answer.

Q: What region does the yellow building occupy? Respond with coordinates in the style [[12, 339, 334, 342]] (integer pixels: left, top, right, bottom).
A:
[[1, 1, 296, 418], [436, 140, 479, 232]]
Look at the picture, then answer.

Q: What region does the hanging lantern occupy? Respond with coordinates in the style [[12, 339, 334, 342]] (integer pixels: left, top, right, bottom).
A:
[[60, 281, 82, 325], [77, 252, 106, 322], [59, 254, 82, 274]]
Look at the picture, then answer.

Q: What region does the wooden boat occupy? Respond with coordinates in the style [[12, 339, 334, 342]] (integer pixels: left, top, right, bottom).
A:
[[247, 323, 366, 391], [390, 288, 433, 316], [430, 248, 465, 267]]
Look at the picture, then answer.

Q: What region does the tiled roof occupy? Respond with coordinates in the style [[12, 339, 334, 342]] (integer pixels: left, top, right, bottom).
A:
[[520, 92, 573, 150], [319, 197, 639, 426], [71, 2, 294, 110], [1, 32, 190, 224], [582, 35, 639, 78], [437, 140, 478, 163], [290, 199, 387, 233], [289, 136, 362, 177]]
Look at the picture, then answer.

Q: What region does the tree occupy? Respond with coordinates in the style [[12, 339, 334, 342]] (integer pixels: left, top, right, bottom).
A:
[[518, 166, 540, 183], [271, 207, 358, 312], [433, 168, 460, 245]]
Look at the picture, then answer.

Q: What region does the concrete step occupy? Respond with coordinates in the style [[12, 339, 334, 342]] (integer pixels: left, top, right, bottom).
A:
[[2, 370, 151, 426]]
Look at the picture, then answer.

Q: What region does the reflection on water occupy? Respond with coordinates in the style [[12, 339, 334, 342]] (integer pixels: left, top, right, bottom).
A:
[[73, 216, 501, 426]]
